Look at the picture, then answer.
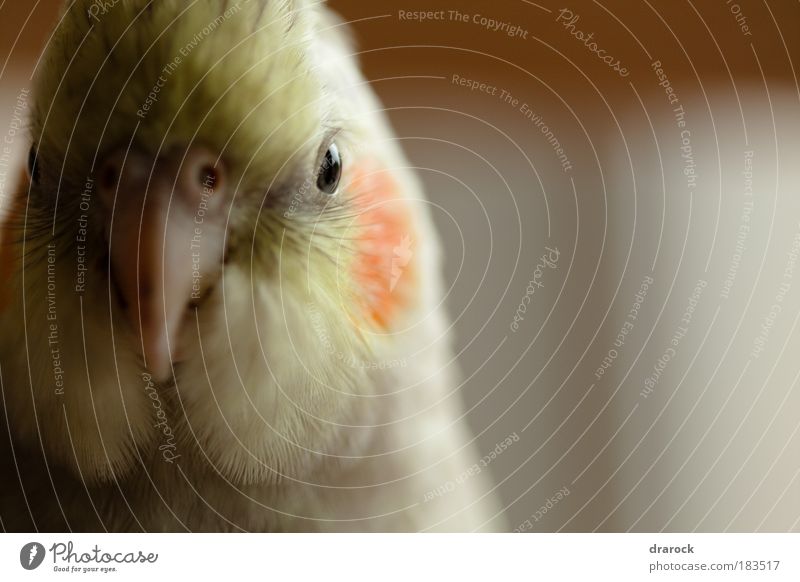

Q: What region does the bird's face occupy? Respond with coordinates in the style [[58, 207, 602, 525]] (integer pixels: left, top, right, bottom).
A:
[[5, 0, 421, 482], [25, 0, 394, 380]]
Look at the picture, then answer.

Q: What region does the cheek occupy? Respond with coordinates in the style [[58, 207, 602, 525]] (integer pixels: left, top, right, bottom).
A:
[[348, 163, 417, 329]]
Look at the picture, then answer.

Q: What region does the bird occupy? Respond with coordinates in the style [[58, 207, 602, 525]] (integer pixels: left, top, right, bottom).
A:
[[0, 0, 505, 532]]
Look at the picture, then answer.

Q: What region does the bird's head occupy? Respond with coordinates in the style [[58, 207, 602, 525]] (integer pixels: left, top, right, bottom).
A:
[[25, 0, 416, 380], [4, 0, 427, 483]]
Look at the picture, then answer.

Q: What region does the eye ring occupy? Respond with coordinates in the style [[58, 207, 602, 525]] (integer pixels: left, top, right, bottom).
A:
[[27, 145, 40, 184], [316, 142, 341, 195]]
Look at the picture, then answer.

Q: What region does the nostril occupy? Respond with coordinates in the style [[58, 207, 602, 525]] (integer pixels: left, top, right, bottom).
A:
[[96, 150, 151, 209], [199, 164, 220, 191], [181, 149, 226, 205]]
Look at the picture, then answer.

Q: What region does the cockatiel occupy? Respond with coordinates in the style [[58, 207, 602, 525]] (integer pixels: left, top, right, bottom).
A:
[[0, 0, 504, 531]]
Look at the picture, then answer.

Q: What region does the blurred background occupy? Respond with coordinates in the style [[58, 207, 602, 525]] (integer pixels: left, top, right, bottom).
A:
[[2, 0, 799, 531]]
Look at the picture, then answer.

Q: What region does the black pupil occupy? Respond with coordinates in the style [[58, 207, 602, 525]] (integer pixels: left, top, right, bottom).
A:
[[317, 143, 341, 194], [200, 165, 218, 190], [28, 146, 40, 183]]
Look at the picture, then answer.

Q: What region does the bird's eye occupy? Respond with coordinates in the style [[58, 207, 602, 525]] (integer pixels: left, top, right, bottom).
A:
[[316, 142, 341, 195], [27, 145, 40, 184]]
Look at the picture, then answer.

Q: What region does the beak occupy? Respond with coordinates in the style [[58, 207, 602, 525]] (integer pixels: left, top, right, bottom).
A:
[[98, 147, 227, 381]]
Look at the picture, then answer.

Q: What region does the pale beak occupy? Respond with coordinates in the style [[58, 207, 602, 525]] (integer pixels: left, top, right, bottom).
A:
[[97, 147, 227, 382]]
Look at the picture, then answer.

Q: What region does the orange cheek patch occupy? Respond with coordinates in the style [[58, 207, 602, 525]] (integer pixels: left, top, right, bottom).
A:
[[348, 163, 418, 329]]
